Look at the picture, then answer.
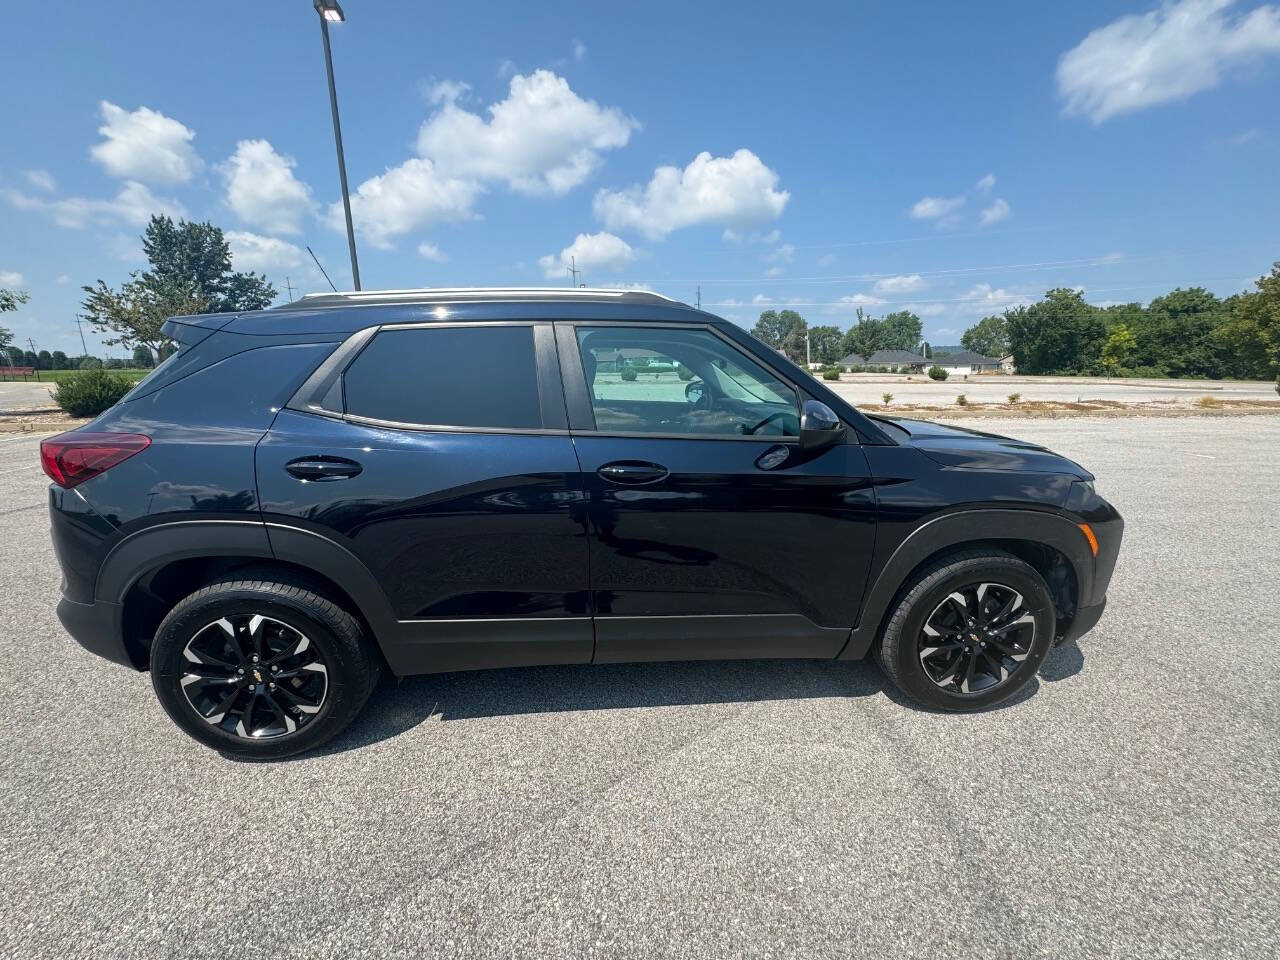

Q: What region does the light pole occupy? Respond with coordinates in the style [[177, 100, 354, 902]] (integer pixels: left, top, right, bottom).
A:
[[313, 0, 361, 291]]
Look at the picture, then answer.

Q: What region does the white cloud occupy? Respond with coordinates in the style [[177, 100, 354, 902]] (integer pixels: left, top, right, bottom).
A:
[[56, 274, 71, 285], [5, 180, 185, 229], [761, 243, 795, 264], [417, 242, 449, 262], [221, 140, 315, 236], [417, 70, 636, 195], [331, 158, 481, 249], [1058, 0, 1280, 123], [910, 195, 966, 219], [723, 227, 781, 244], [763, 266, 786, 278], [595, 149, 789, 240], [872, 273, 926, 294], [752, 294, 775, 305], [905, 302, 948, 318], [961, 283, 1032, 313], [23, 169, 55, 192], [975, 173, 996, 192], [497, 59, 517, 79], [538, 231, 636, 278], [979, 198, 1011, 225], [573, 38, 587, 60], [837, 293, 887, 309], [227, 231, 306, 273], [90, 101, 202, 185], [817, 253, 837, 267], [424, 79, 470, 105], [0, 270, 22, 286]]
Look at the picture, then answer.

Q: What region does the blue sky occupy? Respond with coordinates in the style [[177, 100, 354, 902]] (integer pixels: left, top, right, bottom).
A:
[[2, 0, 1278, 357]]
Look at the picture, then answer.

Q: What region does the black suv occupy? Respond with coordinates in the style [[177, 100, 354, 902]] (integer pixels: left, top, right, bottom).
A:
[[43, 288, 1121, 758]]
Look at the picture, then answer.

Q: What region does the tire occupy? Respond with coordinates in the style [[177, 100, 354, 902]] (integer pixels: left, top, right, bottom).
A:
[[877, 549, 1056, 711], [150, 578, 381, 759]]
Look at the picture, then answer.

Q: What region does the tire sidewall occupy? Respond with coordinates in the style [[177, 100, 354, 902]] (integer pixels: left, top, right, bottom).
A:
[[887, 558, 1056, 711], [151, 586, 369, 758]]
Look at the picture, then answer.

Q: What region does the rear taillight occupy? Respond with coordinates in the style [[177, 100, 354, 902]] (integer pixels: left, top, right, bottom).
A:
[[40, 432, 151, 489]]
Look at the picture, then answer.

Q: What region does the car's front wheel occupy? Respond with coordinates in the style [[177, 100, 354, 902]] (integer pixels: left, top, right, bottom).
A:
[[877, 549, 1056, 711], [150, 578, 380, 759]]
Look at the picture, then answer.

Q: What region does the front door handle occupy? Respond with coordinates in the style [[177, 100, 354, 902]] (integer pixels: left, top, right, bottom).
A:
[[597, 461, 670, 484], [285, 456, 363, 481]]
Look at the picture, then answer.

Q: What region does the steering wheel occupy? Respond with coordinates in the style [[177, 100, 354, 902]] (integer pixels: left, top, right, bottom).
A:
[[685, 379, 712, 410], [741, 411, 792, 435]]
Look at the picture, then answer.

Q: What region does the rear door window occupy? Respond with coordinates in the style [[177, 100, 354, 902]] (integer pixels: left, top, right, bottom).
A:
[[343, 325, 542, 429]]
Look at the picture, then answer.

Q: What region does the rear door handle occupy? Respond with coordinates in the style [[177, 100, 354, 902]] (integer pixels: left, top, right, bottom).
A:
[[597, 461, 670, 484], [285, 456, 363, 481]]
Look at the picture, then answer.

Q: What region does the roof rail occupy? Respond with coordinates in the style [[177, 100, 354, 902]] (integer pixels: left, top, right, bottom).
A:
[[296, 286, 681, 305]]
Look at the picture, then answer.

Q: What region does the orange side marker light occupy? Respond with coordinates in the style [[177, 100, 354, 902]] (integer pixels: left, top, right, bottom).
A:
[[1079, 522, 1099, 557]]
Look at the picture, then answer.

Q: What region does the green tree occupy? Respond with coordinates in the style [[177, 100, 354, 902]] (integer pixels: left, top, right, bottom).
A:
[[806, 324, 844, 364], [1214, 264, 1280, 380], [51, 350, 69, 368], [751, 309, 808, 363], [37, 349, 52, 370], [1135, 288, 1229, 378], [131, 344, 155, 368], [80, 215, 276, 362], [1100, 323, 1137, 372], [880, 311, 923, 352], [960, 314, 1009, 357], [0, 287, 29, 314], [1004, 289, 1106, 374], [840, 309, 884, 360]]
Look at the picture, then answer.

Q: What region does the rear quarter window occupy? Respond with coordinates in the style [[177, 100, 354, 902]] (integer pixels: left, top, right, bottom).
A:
[[343, 325, 542, 429]]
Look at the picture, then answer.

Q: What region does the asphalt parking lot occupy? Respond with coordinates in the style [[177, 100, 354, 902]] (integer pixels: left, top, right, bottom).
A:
[[2, 417, 1277, 959]]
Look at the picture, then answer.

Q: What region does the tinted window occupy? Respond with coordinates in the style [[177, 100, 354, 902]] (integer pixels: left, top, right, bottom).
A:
[[576, 326, 800, 437], [344, 325, 542, 429]]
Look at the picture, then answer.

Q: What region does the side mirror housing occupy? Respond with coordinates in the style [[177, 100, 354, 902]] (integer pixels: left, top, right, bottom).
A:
[[799, 399, 845, 451]]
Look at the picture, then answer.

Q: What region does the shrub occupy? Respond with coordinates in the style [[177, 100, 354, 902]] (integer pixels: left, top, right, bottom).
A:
[[928, 366, 948, 381], [676, 364, 694, 382], [52, 369, 134, 418], [1195, 395, 1221, 409], [620, 366, 637, 382], [1007, 392, 1021, 404], [822, 369, 840, 381], [955, 394, 968, 407], [77, 356, 103, 370], [882, 392, 893, 405]]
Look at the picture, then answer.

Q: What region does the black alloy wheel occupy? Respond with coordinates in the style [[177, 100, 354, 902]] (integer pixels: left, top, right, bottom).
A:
[[917, 582, 1035, 695], [180, 613, 329, 739]]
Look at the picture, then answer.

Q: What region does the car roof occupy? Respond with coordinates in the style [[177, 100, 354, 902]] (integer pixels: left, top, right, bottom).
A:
[[203, 287, 715, 336]]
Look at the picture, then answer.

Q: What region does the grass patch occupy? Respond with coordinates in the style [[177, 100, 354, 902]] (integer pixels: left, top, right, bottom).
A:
[[1195, 395, 1222, 409]]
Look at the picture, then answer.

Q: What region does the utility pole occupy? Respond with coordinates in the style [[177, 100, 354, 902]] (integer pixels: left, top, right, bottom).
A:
[[567, 256, 581, 288], [314, 0, 361, 290], [805, 333, 811, 368], [27, 337, 40, 381], [696, 285, 701, 310], [73, 318, 89, 357], [284, 276, 296, 301]]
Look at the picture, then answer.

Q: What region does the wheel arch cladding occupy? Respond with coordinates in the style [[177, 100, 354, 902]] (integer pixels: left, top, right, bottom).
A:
[[103, 521, 397, 669], [838, 509, 1093, 660]]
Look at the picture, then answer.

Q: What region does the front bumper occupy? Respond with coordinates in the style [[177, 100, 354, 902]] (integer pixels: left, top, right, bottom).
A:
[[1057, 596, 1106, 646], [56, 595, 136, 669]]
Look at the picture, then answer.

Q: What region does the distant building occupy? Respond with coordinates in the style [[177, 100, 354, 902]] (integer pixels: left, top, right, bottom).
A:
[[929, 351, 1003, 376], [839, 349, 929, 371], [999, 354, 1016, 373]]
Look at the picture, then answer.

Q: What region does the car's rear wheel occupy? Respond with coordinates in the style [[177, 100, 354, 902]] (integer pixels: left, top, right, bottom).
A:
[[877, 549, 1056, 711], [150, 578, 380, 759]]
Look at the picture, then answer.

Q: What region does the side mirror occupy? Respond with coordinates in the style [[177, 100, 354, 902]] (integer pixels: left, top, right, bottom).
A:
[[799, 399, 845, 451]]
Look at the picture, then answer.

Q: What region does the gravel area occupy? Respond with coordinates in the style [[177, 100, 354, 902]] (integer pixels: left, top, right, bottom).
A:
[[1, 417, 1277, 959]]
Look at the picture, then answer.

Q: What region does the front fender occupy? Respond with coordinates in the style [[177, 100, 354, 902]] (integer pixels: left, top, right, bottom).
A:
[[838, 508, 1096, 660]]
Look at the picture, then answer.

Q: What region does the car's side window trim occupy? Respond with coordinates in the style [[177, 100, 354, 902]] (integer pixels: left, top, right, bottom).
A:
[[554, 319, 842, 443], [286, 320, 570, 435]]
